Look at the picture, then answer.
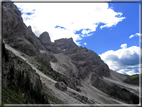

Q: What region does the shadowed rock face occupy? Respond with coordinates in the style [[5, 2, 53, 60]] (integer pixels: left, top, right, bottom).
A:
[[55, 82, 67, 91], [39, 32, 51, 44], [28, 26, 32, 31], [2, 2, 45, 56]]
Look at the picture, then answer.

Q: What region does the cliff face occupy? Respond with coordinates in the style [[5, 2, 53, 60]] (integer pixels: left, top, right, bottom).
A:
[[2, 2, 46, 56], [2, 2, 139, 104]]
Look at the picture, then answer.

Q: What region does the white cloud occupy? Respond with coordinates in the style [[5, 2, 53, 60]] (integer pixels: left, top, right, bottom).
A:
[[120, 43, 127, 49], [117, 69, 139, 76], [99, 43, 140, 75], [14, 3, 125, 45], [84, 42, 87, 45], [129, 33, 141, 39], [129, 34, 134, 39]]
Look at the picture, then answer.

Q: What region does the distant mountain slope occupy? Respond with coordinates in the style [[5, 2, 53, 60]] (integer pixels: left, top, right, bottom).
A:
[[124, 74, 141, 86]]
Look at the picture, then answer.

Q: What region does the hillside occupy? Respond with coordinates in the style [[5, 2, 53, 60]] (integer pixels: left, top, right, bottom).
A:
[[124, 74, 141, 86], [2, 1, 140, 106]]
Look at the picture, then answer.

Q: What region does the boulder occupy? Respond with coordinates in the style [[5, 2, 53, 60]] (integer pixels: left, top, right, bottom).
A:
[[55, 82, 67, 91]]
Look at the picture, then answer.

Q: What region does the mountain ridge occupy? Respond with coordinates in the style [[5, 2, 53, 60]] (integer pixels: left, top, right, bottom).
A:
[[2, 2, 140, 105]]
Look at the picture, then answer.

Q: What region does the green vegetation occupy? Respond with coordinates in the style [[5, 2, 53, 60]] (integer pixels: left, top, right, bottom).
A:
[[2, 84, 28, 104], [124, 74, 141, 86]]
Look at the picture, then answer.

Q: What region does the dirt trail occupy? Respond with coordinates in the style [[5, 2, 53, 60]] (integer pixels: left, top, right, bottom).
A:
[[79, 72, 126, 104], [103, 77, 139, 90], [103, 77, 139, 96]]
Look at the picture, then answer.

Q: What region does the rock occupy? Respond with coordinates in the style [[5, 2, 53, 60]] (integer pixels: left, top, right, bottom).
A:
[[55, 82, 67, 91], [76, 88, 81, 92], [38, 52, 58, 64], [39, 31, 51, 44], [87, 50, 110, 77], [28, 26, 32, 31], [44, 42, 58, 53], [39, 32, 58, 53], [55, 38, 78, 53], [2, 2, 46, 56], [88, 98, 96, 104]]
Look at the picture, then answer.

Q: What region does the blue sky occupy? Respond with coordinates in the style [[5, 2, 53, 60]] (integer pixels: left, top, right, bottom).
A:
[[80, 3, 139, 54], [14, 2, 141, 75]]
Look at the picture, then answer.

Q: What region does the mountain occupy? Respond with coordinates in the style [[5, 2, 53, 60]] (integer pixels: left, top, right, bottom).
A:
[[2, 1, 140, 105]]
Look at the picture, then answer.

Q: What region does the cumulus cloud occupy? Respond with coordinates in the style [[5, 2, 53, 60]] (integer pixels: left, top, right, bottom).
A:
[[129, 33, 141, 39], [14, 3, 125, 45], [99, 43, 140, 75], [120, 43, 127, 49]]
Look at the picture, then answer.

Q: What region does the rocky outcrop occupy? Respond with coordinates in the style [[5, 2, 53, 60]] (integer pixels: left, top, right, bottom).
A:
[[67, 91, 96, 104], [55, 82, 67, 91], [39, 32, 58, 53], [38, 52, 58, 65], [28, 26, 32, 31], [87, 50, 110, 77], [64, 46, 110, 79], [39, 32, 51, 44], [55, 38, 78, 53]]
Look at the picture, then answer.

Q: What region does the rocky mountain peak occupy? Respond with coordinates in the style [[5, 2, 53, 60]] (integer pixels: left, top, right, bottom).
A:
[[54, 37, 78, 53], [28, 26, 32, 31], [39, 31, 51, 44]]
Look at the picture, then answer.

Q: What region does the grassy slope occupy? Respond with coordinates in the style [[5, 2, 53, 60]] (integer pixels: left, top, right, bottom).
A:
[[124, 74, 141, 86], [2, 84, 28, 104]]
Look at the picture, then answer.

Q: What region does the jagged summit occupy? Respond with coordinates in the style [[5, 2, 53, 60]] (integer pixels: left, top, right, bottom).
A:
[[39, 31, 51, 44], [55, 37, 78, 53]]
